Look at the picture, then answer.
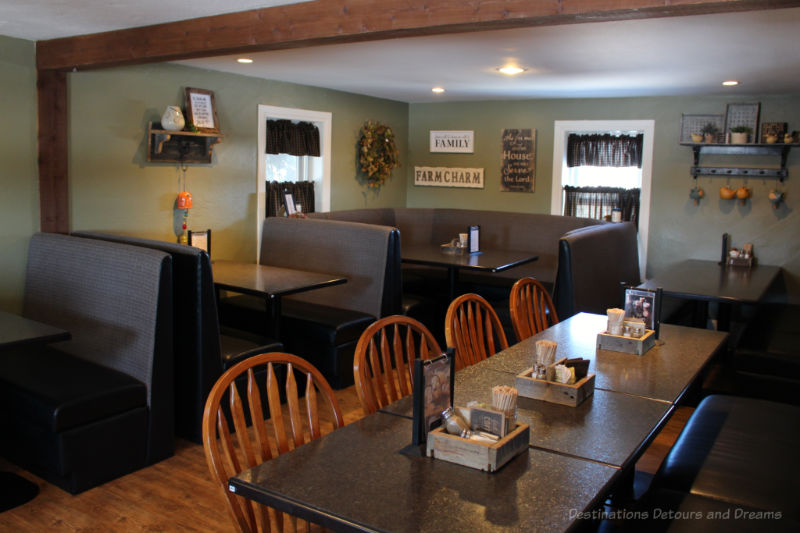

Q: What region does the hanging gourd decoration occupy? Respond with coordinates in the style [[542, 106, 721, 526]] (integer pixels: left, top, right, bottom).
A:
[[177, 164, 193, 244], [768, 189, 785, 209], [358, 121, 400, 189]]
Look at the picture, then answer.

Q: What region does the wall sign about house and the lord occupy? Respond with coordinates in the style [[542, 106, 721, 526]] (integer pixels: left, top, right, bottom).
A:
[[430, 131, 475, 153], [500, 128, 536, 193], [414, 167, 484, 188]]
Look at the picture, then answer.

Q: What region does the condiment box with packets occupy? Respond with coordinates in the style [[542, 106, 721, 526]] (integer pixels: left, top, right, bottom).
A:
[[426, 386, 529, 472], [516, 357, 595, 407], [597, 309, 655, 355]]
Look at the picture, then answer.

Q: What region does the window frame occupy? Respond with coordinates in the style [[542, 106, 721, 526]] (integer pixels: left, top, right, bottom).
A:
[[551, 120, 654, 280], [256, 105, 331, 261]]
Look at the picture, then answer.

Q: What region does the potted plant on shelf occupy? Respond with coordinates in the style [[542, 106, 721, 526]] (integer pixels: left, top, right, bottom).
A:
[[700, 123, 719, 143], [729, 125, 752, 144]]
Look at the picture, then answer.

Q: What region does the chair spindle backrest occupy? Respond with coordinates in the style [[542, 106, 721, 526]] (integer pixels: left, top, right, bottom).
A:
[[509, 277, 559, 343], [353, 315, 442, 414], [203, 352, 343, 533], [445, 293, 509, 370]]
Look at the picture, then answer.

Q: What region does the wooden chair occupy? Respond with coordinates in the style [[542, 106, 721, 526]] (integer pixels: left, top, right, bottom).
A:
[[509, 277, 559, 343], [202, 352, 343, 533], [353, 315, 442, 414], [445, 293, 509, 370]]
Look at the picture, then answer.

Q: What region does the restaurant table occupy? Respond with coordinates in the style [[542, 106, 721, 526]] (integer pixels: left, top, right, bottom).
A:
[[637, 259, 782, 330], [1, 310, 71, 512], [381, 364, 672, 469], [401, 245, 539, 301], [230, 412, 619, 533], [474, 313, 727, 404], [212, 261, 347, 339]]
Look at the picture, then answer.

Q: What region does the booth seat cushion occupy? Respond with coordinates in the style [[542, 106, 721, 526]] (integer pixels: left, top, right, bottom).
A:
[[637, 489, 799, 532], [656, 395, 800, 521], [734, 304, 800, 378], [219, 325, 285, 370], [221, 295, 374, 347], [281, 300, 375, 346], [0, 347, 146, 434]]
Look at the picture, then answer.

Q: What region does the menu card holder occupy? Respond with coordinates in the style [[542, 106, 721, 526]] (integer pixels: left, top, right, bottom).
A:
[[402, 348, 455, 457], [468, 225, 480, 254]]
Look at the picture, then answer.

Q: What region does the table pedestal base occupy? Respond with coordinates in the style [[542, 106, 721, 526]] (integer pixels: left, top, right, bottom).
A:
[[1, 471, 39, 512]]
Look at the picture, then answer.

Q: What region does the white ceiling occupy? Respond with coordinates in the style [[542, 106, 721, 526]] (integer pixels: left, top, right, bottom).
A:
[[2, 1, 799, 103]]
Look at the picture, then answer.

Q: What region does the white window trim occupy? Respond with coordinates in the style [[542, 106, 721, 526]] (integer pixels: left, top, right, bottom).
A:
[[256, 105, 332, 262], [551, 120, 654, 280]]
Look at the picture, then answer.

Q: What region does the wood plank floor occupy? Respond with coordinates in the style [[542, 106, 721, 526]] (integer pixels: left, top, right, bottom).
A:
[[0, 386, 690, 532]]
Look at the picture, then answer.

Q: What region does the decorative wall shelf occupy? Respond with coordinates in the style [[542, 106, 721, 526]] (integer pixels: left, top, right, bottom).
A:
[[147, 122, 223, 164], [682, 143, 798, 181]]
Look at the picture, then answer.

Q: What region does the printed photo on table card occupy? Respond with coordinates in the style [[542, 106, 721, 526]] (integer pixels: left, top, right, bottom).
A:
[[624, 288, 656, 330], [410, 351, 454, 447]]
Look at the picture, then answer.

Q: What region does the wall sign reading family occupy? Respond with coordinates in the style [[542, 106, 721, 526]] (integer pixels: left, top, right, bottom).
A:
[[500, 128, 536, 193], [430, 131, 474, 153], [414, 167, 484, 188]]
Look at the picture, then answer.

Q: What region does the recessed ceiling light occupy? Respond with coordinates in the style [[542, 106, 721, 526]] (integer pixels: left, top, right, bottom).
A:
[[432, 87, 445, 93], [722, 80, 739, 86], [498, 65, 526, 75], [237, 58, 253, 64]]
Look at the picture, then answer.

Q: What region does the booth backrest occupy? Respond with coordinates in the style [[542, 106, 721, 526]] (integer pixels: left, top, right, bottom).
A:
[[260, 217, 401, 318], [22, 232, 173, 462], [310, 208, 603, 285], [553, 222, 641, 318], [72, 231, 222, 442]]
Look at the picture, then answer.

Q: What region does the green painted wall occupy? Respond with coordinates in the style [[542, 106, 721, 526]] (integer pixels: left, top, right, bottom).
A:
[[0, 35, 38, 312], [407, 95, 800, 300], [69, 64, 409, 262], [2, 35, 797, 308]]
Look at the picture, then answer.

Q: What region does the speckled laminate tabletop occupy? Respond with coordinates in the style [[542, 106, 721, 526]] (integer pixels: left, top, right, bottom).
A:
[[231, 413, 619, 533], [478, 313, 728, 403], [381, 365, 672, 468]]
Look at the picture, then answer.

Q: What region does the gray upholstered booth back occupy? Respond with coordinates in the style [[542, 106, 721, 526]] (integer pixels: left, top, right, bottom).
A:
[[309, 208, 603, 285], [260, 217, 398, 319]]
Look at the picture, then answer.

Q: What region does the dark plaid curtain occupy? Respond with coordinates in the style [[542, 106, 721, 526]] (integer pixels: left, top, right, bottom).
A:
[[566, 133, 643, 168], [266, 181, 315, 217], [266, 120, 320, 156], [563, 186, 640, 227]]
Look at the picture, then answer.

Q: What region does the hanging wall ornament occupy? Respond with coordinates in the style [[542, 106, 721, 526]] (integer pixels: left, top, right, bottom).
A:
[[177, 164, 192, 244]]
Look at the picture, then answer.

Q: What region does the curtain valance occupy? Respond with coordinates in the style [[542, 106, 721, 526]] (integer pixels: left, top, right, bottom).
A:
[[266, 120, 320, 157], [566, 133, 643, 168]]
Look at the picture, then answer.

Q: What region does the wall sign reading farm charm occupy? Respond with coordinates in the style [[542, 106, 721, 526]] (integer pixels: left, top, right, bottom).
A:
[[414, 166, 484, 188], [501, 128, 536, 193], [429, 130, 474, 153]]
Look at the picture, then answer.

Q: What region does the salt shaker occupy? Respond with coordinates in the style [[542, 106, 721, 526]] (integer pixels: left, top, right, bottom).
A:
[[441, 407, 470, 437]]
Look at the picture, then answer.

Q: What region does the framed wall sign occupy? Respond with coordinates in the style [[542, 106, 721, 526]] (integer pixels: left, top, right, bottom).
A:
[[414, 166, 484, 188], [185, 87, 220, 133], [500, 128, 536, 192], [430, 130, 474, 153]]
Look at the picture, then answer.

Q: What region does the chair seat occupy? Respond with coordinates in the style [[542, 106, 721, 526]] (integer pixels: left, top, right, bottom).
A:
[[0, 346, 146, 433]]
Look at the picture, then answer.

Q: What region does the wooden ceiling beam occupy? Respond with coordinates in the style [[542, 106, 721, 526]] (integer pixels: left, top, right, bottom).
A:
[[36, 0, 800, 72]]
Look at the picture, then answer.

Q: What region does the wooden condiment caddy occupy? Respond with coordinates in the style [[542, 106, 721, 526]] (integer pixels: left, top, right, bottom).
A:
[[515, 358, 595, 407], [596, 329, 655, 355], [426, 422, 529, 472]]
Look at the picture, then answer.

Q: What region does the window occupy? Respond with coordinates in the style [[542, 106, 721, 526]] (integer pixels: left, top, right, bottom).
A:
[[562, 132, 643, 225], [256, 105, 332, 261], [551, 120, 654, 279]]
